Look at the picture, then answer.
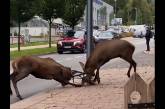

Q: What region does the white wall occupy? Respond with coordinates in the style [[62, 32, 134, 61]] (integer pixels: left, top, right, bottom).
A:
[[10, 27, 57, 36], [102, 1, 113, 26]]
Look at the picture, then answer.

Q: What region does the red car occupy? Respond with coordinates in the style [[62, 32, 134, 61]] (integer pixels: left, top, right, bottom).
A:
[[57, 30, 86, 54]]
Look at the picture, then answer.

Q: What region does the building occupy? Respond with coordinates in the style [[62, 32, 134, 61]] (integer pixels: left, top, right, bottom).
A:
[[10, 16, 65, 37], [79, 0, 114, 29], [10, 0, 114, 37]]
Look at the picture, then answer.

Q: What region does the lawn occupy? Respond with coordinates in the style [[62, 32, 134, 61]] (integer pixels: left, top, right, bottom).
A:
[[10, 41, 56, 48], [10, 47, 57, 60]]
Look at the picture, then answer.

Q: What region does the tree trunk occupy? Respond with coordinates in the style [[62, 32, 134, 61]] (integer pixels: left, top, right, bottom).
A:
[[71, 24, 74, 30], [49, 21, 52, 48], [18, 16, 21, 51]]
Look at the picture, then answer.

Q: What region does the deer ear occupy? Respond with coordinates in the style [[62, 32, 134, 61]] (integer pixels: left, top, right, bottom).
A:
[[79, 62, 85, 72]]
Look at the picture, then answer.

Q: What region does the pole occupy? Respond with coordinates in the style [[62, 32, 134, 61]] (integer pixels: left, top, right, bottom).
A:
[[135, 8, 137, 25], [115, 0, 116, 18], [49, 21, 51, 48], [86, 0, 93, 59], [18, 15, 20, 51], [128, 10, 129, 25]]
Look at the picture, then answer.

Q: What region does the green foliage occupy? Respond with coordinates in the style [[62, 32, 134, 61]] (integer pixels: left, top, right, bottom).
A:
[[103, 0, 155, 25], [10, 0, 38, 51], [62, 0, 87, 30], [38, 0, 64, 23], [10, 47, 57, 60], [10, 41, 56, 48], [37, 0, 64, 48], [10, 0, 37, 24]]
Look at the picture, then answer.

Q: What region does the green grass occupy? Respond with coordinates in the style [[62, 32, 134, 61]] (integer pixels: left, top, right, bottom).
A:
[[10, 41, 55, 48], [10, 47, 57, 60]]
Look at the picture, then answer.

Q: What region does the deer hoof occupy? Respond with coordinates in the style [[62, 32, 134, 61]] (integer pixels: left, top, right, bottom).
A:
[[18, 95, 23, 100], [97, 79, 100, 84], [127, 74, 130, 78], [75, 84, 82, 87], [89, 80, 96, 85]]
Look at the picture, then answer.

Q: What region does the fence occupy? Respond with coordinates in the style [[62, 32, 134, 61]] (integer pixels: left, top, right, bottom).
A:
[[124, 73, 155, 109], [10, 36, 25, 45]]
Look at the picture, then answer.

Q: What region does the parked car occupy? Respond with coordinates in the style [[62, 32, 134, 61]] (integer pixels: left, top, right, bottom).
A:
[[94, 31, 117, 44], [107, 26, 123, 34], [129, 25, 147, 38], [118, 31, 134, 38], [93, 29, 101, 37], [57, 30, 86, 54]]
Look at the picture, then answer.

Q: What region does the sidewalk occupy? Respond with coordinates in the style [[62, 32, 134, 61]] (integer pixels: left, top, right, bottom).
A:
[[10, 44, 57, 52], [10, 66, 154, 109]]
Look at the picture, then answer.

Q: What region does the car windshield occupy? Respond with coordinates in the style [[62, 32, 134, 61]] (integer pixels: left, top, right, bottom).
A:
[[74, 31, 85, 38], [99, 31, 114, 38]]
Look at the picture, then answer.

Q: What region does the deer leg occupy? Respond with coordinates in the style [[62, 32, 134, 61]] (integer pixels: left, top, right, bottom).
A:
[[97, 70, 100, 84], [121, 56, 136, 78], [10, 86, 12, 95], [81, 78, 85, 86], [132, 59, 137, 73], [11, 72, 29, 100], [127, 64, 132, 78], [127, 59, 137, 77], [93, 68, 100, 84], [11, 79, 22, 100]]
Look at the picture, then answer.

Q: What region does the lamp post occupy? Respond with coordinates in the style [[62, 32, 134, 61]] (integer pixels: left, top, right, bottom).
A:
[[135, 8, 137, 25], [127, 10, 129, 25], [114, 0, 117, 19]]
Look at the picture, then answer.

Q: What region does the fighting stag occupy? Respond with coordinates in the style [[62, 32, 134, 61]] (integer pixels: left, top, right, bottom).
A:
[[10, 56, 82, 100], [79, 39, 137, 85]]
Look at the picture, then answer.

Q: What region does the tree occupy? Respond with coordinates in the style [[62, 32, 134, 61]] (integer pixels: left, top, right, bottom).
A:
[[62, 0, 86, 30], [103, 0, 154, 25], [10, 0, 37, 51], [38, 0, 64, 48]]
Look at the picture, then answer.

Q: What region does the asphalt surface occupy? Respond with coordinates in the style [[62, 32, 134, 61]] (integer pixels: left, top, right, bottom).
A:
[[10, 37, 155, 104]]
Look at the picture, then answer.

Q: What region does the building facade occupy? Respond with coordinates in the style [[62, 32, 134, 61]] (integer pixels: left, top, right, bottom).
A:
[[79, 0, 114, 28], [10, 16, 65, 37], [10, 0, 114, 37]]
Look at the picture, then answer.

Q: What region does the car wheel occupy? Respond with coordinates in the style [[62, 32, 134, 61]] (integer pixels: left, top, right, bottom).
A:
[[80, 49, 85, 53], [81, 45, 86, 53], [57, 50, 63, 54]]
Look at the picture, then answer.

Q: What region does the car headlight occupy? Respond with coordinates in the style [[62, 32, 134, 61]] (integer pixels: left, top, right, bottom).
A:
[[57, 41, 62, 45], [74, 41, 82, 45]]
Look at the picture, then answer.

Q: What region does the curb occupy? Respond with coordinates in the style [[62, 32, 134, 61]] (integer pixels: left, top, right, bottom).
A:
[[10, 91, 50, 109], [10, 44, 57, 52]]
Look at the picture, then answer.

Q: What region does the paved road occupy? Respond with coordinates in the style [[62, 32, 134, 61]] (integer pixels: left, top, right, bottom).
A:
[[10, 37, 155, 104]]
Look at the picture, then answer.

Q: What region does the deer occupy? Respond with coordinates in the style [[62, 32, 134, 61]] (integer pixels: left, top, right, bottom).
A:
[[79, 39, 137, 85], [10, 56, 82, 100]]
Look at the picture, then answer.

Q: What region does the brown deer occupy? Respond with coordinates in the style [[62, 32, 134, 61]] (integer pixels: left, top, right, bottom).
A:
[[79, 39, 137, 85], [10, 56, 81, 100]]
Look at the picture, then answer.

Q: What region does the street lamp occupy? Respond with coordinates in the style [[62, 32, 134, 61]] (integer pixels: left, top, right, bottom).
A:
[[134, 8, 137, 25], [114, 0, 117, 19]]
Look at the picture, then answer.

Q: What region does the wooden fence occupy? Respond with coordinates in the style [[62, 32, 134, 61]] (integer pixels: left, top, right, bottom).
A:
[[124, 73, 155, 109]]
